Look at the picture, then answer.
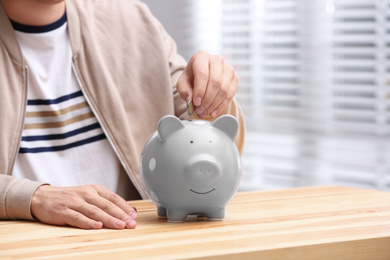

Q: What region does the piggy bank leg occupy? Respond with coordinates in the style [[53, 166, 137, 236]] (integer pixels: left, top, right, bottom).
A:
[[157, 206, 167, 219], [166, 209, 188, 223], [206, 208, 225, 221]]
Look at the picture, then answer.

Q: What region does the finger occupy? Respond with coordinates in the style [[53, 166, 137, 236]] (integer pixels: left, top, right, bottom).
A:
[[93, 184, 137, 216], [195, 55, 224, 117], [73, 202, 134, 230], [64, 208, 103, 230], [87, 185, 137, 227], [176, 72, 193, 103], [206, 63, 234, 118], [210, 71, 239, 117], [191, 51, 210, 107], [87, 197, 137, 229]]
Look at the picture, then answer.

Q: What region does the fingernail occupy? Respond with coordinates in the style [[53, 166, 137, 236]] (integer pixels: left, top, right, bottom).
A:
[[199, 111, 208, 118], [211, 110, 218, 118], [115, 220, 126, 228], [93, 221, 103, 229], [129, 211, 137, 219], [126, 219, 137, 229], [194, 97, 202, 107], [196, 106, 205, 115]]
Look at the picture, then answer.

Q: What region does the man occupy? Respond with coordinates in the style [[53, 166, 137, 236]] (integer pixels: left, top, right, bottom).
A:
[[0, 0, 245, 230]]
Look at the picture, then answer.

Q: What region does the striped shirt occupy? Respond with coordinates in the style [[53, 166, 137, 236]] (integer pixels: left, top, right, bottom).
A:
[[11, 13, 136, 200], [20, 91, 106, 154]]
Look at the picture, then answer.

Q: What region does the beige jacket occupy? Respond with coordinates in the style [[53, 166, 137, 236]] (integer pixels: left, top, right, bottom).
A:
[[0, 0, 245, 220]]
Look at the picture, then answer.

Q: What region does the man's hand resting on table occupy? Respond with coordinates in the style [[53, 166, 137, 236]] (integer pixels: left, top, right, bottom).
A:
[[31, 184, 137, 229]]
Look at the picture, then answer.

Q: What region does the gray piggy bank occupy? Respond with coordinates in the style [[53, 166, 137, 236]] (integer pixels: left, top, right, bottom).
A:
[[140, 115, 241, 222]]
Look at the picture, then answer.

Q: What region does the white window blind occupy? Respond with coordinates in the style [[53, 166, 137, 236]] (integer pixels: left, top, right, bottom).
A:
[[321, 0, 390, 190], [142, 0, 390, 191]]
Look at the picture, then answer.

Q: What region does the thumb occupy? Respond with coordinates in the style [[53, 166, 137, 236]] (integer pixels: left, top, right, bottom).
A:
[[176, 70, 194, 103]]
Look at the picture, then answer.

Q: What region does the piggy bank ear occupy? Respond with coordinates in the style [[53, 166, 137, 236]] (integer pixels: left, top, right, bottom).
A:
[[158, 115, 185, 142], [211, 115, 238, 141]]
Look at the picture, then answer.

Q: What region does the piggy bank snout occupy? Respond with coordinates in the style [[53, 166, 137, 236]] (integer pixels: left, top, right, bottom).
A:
[[187, 155, 222, 185]]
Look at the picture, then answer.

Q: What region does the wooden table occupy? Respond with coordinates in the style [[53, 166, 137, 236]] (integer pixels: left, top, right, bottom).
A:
[[1, 186, 390, 260]]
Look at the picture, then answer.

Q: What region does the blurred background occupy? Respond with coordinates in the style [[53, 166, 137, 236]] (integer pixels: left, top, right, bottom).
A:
[[142, 0, 390, 191]]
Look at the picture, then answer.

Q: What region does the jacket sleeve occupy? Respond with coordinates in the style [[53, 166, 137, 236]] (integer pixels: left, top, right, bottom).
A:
[[0, 175, 45, 220]]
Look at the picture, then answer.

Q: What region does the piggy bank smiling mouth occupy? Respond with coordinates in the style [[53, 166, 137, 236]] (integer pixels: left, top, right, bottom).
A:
[[190, 188, 216, 195]]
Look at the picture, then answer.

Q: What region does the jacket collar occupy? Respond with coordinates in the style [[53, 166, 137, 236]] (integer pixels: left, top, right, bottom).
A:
[[0, 1, 82, 64], [64, 0, 82, 59], [0, 2, 25, 65]]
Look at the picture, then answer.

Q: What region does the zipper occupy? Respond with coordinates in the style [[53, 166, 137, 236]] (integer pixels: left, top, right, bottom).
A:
[[71, 63, 143, 196], [10, 65, 29, 175]]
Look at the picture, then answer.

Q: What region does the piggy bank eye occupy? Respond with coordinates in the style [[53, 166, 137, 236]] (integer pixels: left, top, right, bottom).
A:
[[190, 140, 194, 144]]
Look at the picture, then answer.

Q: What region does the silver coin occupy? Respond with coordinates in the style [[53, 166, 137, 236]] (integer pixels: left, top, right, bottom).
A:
[[187, 99, 195, 116]]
